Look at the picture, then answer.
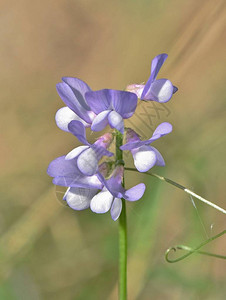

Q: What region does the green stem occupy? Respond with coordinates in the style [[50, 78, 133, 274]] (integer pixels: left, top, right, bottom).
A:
[[116, 131, 127, 300], [119, 199, 127, 300]]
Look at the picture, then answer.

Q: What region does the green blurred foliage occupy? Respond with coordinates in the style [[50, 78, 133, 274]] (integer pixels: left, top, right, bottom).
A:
[[0, 0, 225, 299]]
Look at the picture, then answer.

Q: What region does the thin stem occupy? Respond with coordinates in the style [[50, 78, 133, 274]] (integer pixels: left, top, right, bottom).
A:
[[118, 198, 127, 300], [125, 168, 226, 214], [116, 131, 127, 300]]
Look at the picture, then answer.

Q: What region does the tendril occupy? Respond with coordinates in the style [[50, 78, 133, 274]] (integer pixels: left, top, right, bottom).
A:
[[165, 230, 226, 263]]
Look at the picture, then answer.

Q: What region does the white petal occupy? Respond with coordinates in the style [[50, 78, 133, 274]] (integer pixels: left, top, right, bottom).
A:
[[108, 111, 124, 133], [77, 148, 98, 176], [90, 187, 114, 213], [91, 110, 111, 131], [150, 146, 165, 166], [132, 145, 157, 172], [55, 107, 89, 132], [66, 187, 98, 210], [65, 145, 89, 160], [149, 79, 173, 103], [110, 198, 122, 221]]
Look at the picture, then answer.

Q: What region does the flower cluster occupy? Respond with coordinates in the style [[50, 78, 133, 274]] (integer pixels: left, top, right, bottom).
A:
[[47, 53, 177, 220]]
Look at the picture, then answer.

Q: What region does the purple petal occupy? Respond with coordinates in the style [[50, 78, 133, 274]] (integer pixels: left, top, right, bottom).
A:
[[97, 168, 125, 198], [91, 110, 111, 132], [85, 89, 112, 114], [120, 140, 145, 151], [135, 122, 172, 145], [143, 79, 174, 103], [108, 111, 124, 134], [55, 107, 90, 132], [150, 54, 168, 81], [121, 122, 172, 150], [90, 187, 114, 213], [47, 156, 78, 177], [68, 120, 89, 145], [91, 144, 113, 161], [62, 77, 91, 107], [53, 173, 103, 189], [65, 187, 98, 210], [173, 86, 178, 93], [150, 146, 165, 166], [56, 82, 93, 123], [65, 145, 89, 160], [110, 198, 122, 221], [110, 90, 137, 118], [152, 122, 172, 137], [132, 145, 157, 172], [124, 183, 146, 201], [77, 148, 98, 176], [141, 53, 168, 99]]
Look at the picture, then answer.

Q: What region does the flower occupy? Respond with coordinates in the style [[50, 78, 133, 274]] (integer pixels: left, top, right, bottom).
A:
[[65, 120, 114, 176], [127, 54, 178, 103], [60, 162, 110, 211], [90, 165, 146, 221], [55, 77, 96, 131], [120, 122, 172, 172], [85, 89, 138, 134], [47, 155, 103, 189]]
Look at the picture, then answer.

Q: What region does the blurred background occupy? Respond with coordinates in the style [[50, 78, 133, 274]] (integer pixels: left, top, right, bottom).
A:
[[0, 0, 225, 299]]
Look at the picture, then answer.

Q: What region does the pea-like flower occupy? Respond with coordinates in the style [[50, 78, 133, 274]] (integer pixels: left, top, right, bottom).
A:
[[127, 54, 178, 103], [55, 77, 96, 131], [60, 162, 110, 211], [47, 155, 103, 189], [85, 89, 138, 134], [120, 122, 172, 172], [90, 165, 146, 221], [65, 120, 114, 176]]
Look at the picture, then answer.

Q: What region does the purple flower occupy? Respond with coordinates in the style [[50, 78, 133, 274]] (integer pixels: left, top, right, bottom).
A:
[[90, 165, 146, 221], [85, 89, 138, 134], [65, 120, 114, 176], [47, 155, 103, 189], [55, 77, 96, 132], [127, 54, 178, 103], [120, 122, 172, 172], [49, 161, 112, 211]]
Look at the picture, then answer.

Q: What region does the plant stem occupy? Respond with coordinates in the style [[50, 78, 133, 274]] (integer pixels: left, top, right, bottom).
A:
[[116, 131, 127, 300], [119, 198, 127, 300]]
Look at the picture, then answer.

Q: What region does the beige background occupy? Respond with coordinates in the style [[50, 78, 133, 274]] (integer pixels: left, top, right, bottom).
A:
[[0, 0, 225, 299]]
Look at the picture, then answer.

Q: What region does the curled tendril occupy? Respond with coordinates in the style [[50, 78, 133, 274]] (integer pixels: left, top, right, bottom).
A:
[[165, 230, 226, 263]]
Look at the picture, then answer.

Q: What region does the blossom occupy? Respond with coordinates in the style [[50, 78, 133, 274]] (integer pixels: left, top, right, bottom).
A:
[[127, 54, 178, 103], [55, 77, 96, 131], [85, 89, 138, 134], [90, 165, 146, 221], [47, 155, 103, 189], [120, 122, 172, 172], [60, 162, 110, 210], [65, 120, 113, 176]]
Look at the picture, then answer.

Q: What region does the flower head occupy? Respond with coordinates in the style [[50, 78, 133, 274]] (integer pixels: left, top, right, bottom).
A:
[[120, 122, 172, 172], [48, 54, 176, 220], [65, 120, 114, 176], [127, 54, 178, 103], [85, 89, 138, 134], [55, 77, 96, 131], [90, 165, 146, 220]]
